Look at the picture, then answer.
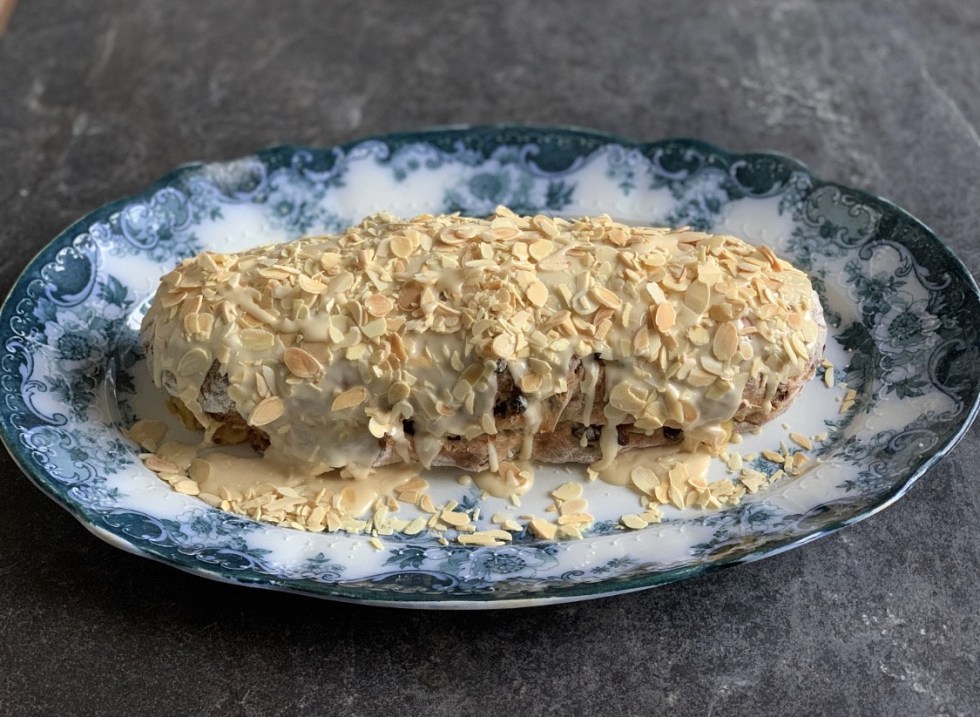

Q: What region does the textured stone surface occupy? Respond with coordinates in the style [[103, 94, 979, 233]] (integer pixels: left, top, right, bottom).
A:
[[1, 1, 979, 715]]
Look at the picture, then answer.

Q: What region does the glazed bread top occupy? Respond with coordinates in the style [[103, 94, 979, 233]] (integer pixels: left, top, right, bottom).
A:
[[141, 207, 822, 473]]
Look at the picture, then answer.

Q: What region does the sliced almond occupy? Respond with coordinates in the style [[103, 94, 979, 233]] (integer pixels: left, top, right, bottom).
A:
[[631, 465, 659, 495], [332, 385, 368, 412], [684, 281, 711, 315], [128, 420, 168, 452], [144, 455, 180, 473], [241, 328, 276, 352], [713, 322, 739, 361], [789, 432, 813, 450], [491, 333, 517, 359], [526, 280, 549, 308], [249, 396, 285, 426], [174, 479, 200, 496], [389, 235, 415, 258], [532, 215, 560, 238], [176, 347, 212, 376], [283, 347, 323, 378], [621, 514, 649, 530], [529, 239, 554, 261], [591, 285, 622, 310], [654, 303, 675, 333], [298, 274, 327, 294], [362, 318, 387, 338], [365, 293, 395, 317], [528, 518, 557, 540], [319, 252, 341, 270]]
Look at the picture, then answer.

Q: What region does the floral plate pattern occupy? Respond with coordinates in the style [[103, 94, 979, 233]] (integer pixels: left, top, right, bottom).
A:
[[1, 126, 978, 608]]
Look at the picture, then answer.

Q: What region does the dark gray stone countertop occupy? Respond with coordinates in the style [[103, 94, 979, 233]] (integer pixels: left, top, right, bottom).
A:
[[1, 1, 978, 715]]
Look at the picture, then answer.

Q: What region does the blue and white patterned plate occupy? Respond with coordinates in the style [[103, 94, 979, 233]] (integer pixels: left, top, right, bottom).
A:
[[2, 126, 978, 609]]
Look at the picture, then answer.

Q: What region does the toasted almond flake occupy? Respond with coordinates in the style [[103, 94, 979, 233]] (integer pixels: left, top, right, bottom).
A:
[[630, 465, 659, 495], [176, 347, 212, 376], [621, 514, 648, 530], [491, 332, 517, 358], [713, 322, 739, 361], [440, 510, 470, 527], [591, 285, 622, 309], [174, 479, 200, 496], [606, 226, 629, 246], [457, 533, 504, 546], [144, 455, 180, 473], [362, 317, 387, 338], [365, 293, 395, 317], [824, 367, 835, 388], [298, 274, 328, 294], [532, 215, 560, 238], [283, 347, 323, 378], [557, 512, 594, 525], [160, 290, 188, 308], [557, 525, 584, 540], [551, 482, 584, 502], [688, 475, 708, 490], [789, 432, 813, 450], [684, 281, 711, 314], [239, 327, 275, 352], [641, 507, 663, 523], [560, 498, 589, 515], [529, 239, 555, 261], [526, 280, 549, 307], [332, 385, 368, 412], [249, 396, 286, 426], [389, 235, 415, 258], [654, 302, 675, 332], [128, 420, 168, 452], [401, 517, 427, 536], [761, 449, 784, 463], [529, 518, 557, 540]]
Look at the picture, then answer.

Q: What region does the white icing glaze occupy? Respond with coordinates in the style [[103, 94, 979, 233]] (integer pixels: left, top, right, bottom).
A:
[[141, 208, 820, 474]]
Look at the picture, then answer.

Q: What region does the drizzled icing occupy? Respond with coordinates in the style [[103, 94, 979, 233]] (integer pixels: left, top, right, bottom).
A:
[[141, 207, 821, 475]]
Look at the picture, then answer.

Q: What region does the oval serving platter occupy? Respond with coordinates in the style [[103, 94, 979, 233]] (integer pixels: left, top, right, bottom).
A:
[[2, 125, 978, 609]]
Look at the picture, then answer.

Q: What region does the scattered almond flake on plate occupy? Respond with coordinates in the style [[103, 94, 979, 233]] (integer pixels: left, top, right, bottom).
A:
[[789, 432, 813, 450], [620, 514, 648, 530]]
